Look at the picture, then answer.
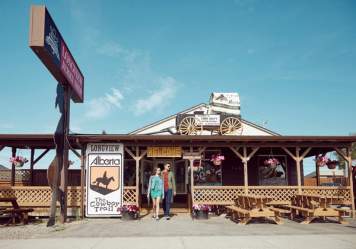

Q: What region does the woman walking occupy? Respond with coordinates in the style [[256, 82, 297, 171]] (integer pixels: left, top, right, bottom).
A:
[[147, 167, 164, 220]]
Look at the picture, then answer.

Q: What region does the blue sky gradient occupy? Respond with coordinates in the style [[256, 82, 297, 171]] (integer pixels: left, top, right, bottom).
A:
[[0, 0, 355, 172]]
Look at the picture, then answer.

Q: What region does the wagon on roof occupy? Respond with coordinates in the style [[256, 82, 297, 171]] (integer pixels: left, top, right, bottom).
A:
[[176, 93, 243, 135]]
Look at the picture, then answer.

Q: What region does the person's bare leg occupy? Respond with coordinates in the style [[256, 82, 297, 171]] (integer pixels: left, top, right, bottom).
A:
[[156, 197, 160, 220], [151, 197, 156, 218]]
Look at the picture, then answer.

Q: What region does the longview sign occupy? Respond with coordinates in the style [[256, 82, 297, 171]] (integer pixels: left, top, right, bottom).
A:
[[29, 5, 84, 102], [86, 143, 124, 217]]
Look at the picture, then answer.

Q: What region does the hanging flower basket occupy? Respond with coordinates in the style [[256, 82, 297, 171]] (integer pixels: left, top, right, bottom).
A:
[[211, 154, 225, 166], [9, 156, 28, 168], [315, 154, 329, 167], [264, 158, 279, 167], [326, 160, 339, 170]]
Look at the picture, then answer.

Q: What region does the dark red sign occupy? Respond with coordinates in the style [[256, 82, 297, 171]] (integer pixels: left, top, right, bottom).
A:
[[60, 42, 84, 102]]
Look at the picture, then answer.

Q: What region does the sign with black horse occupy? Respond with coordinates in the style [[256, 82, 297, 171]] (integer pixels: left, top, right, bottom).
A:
[[86, 143, 124, 217]]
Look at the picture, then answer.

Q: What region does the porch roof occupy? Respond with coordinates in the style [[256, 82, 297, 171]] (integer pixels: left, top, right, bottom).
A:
[[0, 134, 355, 150]]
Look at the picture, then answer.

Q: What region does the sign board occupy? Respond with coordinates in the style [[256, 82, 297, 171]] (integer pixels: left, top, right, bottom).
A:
[[195, 114, 220, 126], [29, 5, 84, 103], [209, 92, 240, 115], [86, 143, 124, 217], [183, 152, 202, 160], [147, 146, 182, 157]]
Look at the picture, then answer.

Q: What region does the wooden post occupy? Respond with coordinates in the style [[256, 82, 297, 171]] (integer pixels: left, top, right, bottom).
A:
[[11, 147, 16, 186], [80, 148, 85, 219], [30, 148, 35, 185], [189, 146, 194, 203], [243, 147, 248, 194], [125, 146, 147, 207], [296, 147, 302, 194], [335, 147, 355, 218], [230, 146, 259, 194], [282, 147, 311, 194], [135, 147, 140, 206], [347, 148, 355, 218], [315, 155, 320, 186]]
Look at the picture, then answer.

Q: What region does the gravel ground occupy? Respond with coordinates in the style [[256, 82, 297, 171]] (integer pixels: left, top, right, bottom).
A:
[[0, 219, 87, 240], [1, 214, 356, 240]]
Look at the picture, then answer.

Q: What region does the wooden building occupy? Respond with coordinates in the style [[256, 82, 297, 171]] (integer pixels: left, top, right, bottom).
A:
[[0, 94, 355, 217]]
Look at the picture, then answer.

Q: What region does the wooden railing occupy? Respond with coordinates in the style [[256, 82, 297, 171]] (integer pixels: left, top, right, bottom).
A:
[[193, 186, 245, 205], [0, 186, 138, 207], [193, 186, 352, 205]]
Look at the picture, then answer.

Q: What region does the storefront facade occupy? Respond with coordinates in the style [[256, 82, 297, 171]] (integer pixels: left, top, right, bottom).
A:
[[0, 94, 355, 217], [1, 134, 355, 217]]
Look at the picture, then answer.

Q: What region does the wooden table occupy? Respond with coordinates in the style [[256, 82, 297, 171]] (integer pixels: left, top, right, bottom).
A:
[[226, 194, 284, 225], [290, 194, 349, 224], [0, 197, 34, 225]]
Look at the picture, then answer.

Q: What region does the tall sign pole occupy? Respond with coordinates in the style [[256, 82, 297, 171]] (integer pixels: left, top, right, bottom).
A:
[[29, 5, 84, 225]]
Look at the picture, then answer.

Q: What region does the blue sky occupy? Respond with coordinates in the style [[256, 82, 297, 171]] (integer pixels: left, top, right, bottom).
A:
[[0, 0, 356, 172]]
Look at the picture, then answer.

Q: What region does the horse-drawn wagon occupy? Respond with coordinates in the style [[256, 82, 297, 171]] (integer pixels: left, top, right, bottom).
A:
[[176, 93, 243, 135]]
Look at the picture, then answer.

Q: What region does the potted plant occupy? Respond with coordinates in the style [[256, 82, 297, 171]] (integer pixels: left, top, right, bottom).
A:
[[192, 204, 211, 219], [326, 160, 339, 170], [315, 154, 329, 167], [9, 156, 28, 168], [211, 154, 225, 166], [118, 205, 139, 220], [264, 158, 279, 167]]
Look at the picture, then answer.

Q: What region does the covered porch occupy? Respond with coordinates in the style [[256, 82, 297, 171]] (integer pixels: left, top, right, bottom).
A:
[[0, 134, 355, 217]]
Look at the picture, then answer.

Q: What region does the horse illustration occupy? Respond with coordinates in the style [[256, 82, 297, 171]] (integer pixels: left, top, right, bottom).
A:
[[92, 171, 115, 189]]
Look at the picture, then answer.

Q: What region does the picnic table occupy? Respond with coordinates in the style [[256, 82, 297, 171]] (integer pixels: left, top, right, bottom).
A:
[[290, 194, 349, 224], [226, 194, 288, 225], [0, 197, 34, 225]]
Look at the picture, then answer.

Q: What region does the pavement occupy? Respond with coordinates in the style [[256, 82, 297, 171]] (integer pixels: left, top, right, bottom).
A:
[[1, 214, 356, 249]]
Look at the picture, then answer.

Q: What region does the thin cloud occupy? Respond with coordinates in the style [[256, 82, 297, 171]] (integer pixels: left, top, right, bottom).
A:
[[85, 88, 124, 119], [68, 5, 181, 120], [96, 42, 126, 57], [134, 77, 177, 116]]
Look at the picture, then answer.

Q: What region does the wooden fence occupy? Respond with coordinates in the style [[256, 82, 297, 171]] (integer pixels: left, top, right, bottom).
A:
[[192, 185, 352, 205], [0, 169, 81, 186], [0, 186, 138, 209]]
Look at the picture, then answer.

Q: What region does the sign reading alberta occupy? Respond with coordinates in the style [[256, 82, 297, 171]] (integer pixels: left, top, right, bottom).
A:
[[86, 143, 124, 217]]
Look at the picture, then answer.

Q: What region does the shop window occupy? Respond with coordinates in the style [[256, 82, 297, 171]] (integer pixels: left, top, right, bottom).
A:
[[257, 155, 287, 185], [124, 159, 136, 186], [191, 149, 223, 186]]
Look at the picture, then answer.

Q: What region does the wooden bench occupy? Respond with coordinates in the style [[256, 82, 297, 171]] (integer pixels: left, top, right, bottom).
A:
[[290, 195, 349, 224], [269, 207, 291, 217], [0, 197, 34, 225], [226, 195, 283, 225]]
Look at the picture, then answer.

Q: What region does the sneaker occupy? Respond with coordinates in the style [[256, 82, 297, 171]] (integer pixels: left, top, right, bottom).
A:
[[166, 216, 170, 220], [155, 217, 159, 221]]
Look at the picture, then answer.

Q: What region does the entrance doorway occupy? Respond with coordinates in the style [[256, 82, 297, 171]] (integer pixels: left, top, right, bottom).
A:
[[141, 158, 189, 210]]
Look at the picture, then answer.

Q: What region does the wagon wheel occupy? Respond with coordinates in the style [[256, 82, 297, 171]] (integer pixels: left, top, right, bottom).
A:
[[220, 117, 243, 135], [178, 116, 203, 135]]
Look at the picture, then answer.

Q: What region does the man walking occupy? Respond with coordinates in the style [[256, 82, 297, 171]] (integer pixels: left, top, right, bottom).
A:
[[162, 163, 176, 220]]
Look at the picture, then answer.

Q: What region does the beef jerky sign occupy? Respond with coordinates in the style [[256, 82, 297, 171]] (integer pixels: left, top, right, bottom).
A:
[[86, 143, 124, 217]]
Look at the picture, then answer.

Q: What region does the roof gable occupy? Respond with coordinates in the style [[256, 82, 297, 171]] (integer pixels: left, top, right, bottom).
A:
[[129, 103, 280, 136]]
